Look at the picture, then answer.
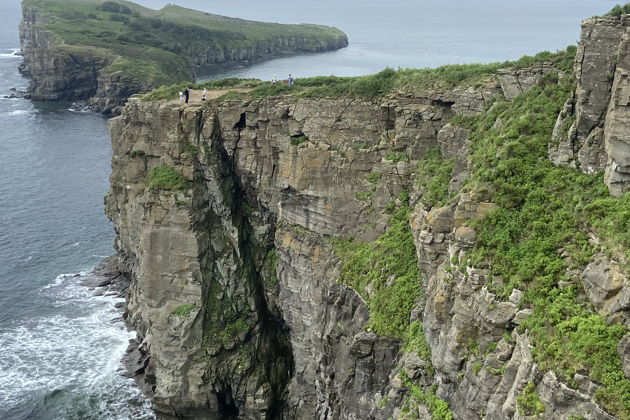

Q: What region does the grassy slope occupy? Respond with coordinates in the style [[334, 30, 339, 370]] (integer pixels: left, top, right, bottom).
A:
[[144, 46, 576, 101], [22, 0, 346, 87], [458, 80, 630, 419]]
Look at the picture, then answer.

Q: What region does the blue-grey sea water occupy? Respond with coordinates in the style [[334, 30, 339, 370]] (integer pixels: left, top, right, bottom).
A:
[[0, 0, 620, 418]]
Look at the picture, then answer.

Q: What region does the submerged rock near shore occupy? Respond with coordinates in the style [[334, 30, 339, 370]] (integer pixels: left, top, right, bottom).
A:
[[18, 0, 348, 114], [102, 9, 630, 420]]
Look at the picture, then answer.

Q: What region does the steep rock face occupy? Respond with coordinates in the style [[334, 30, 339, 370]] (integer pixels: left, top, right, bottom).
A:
[[550, 15, 630, 195], [19, 8, 156, 113], [604, 28, 630, 196], [106, 100, 293, 418], [106, 86, 502, 418], [549, 17, 624, 172], [192, 35, 348, 69], [104, 60, 612, 419], [497, 63, 559, 101], [19, 9, 113, 102]]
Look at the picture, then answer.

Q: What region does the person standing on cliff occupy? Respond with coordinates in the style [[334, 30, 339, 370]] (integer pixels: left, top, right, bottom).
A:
[[287, 74, 294, 86], [202, 87, 207, 101], [178, 91, 183, 105], [272, 74, 277, 84], [184, 87, 190, 104]]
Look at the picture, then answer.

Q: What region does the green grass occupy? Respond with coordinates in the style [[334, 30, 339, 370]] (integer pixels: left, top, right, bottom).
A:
[[456, 73, 630, 417], [213, 318, 249, 345], [184, 144, 200, 156], [416, 147, 456, 208], [142, 45, 578, 103], [333, 201, 421, 338], [147, 166, 188, 190], [171, 303, 196, 317]]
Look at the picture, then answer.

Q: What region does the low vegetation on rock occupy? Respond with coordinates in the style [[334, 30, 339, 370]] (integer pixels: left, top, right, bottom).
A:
[[333, 196, 421, 338], [171, 303, 196, 317], [454, 71, 630, 417], [147, 166, 188, 190], [145, 47, 577, 102]]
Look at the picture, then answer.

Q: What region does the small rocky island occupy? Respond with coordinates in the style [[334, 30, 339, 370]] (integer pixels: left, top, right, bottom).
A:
[[18, 0, 348, 113]]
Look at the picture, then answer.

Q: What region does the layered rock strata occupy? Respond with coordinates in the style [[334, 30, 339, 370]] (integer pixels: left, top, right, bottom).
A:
[[105, 15, 630, 420]]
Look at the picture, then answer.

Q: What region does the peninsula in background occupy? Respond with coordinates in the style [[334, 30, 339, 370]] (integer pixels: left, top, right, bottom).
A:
[[18, 0, 348, 113]]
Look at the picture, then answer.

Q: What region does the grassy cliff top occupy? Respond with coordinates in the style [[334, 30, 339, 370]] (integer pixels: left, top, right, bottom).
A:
[[22, 0, 347, 87], [144, 46, 577, 102]]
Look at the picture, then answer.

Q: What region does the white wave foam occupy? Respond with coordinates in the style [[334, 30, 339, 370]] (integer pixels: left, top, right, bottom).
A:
[[0, 49, 20, 59], [7, 110, 31, 116], [40, 272, 87, 290], [0, 272, 154, 419]]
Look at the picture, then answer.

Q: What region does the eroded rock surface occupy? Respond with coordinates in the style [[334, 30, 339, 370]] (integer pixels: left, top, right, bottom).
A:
[[104, 14, 630, 420]]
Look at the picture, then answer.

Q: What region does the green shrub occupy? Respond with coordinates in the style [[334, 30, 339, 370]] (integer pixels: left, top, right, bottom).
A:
[[416, 147, 455, 208], [365, 172, 382, 184], [403, 321, 432, 361], [98, 1, 132, 15], [460, 77, 630, 417], [517, 383, 545, 416], [608, 3, 630, 17], [401, 371, 453, 420], [333, 204, 421, 337], [147, 166, 188, 190], [355, 191, 373, 201], [386, 151, 409, 163], [290, 135, 310, 146], [171, 303, 196, 317], [184, 144, 200, 156]]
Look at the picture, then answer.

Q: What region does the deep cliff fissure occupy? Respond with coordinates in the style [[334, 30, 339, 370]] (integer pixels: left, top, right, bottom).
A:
[[105, 13, 630, 420]]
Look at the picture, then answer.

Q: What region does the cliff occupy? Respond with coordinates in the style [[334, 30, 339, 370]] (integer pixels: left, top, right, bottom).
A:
[[105, 14, 630, 420], [18, 0, 348, 114]]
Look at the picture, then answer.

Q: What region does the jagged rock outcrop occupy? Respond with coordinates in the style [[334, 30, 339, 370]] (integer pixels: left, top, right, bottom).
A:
[[550, 14, 630, 195], [604, 28, 630, 196], [498, 62, 559, 101]]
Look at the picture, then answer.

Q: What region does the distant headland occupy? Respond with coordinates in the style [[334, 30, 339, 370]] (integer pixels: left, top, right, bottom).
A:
[[18, 0, 348, 113]]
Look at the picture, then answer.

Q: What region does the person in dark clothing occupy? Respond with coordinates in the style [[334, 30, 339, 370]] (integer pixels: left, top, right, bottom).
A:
[[184, 87, 190, 104]]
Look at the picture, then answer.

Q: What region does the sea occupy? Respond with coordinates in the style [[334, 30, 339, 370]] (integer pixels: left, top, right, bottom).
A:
[[0, 0, 620, 418]]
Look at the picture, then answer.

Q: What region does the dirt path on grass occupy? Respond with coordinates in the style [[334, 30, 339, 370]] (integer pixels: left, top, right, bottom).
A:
[[171, 88, 253, 104]]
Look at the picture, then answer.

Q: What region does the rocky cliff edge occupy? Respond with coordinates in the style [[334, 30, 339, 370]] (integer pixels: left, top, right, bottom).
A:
[[105, 14, 630, 420]]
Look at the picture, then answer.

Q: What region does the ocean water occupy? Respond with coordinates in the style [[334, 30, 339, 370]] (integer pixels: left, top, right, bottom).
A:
[[0, 0, 620, 418]]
